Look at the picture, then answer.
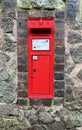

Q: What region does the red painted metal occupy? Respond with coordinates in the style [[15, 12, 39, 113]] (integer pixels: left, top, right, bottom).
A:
[[28, 18, 55, 98]]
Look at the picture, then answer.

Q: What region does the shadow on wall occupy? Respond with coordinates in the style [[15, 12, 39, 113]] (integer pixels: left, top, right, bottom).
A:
[[62, 0, 66, 2]]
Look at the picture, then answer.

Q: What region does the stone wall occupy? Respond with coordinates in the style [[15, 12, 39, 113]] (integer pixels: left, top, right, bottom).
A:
[[0, 0, 17, 104], [0, 0, 82, 130], [65, 0, 82, 102]]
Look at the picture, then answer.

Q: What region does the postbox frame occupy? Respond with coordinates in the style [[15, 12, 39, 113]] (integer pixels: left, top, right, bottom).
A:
[[28, 18, 55, 98]]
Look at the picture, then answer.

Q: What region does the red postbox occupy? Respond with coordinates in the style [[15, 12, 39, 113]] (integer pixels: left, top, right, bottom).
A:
[[28, 18, 55, 98]]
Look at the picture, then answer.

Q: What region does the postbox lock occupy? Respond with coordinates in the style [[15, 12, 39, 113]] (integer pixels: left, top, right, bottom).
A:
[[33, 69, 36, 72]]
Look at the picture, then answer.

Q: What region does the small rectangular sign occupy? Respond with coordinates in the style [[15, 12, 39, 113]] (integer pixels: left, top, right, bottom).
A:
[[33, 56, 38, 60], [32, 39, 50, 50]]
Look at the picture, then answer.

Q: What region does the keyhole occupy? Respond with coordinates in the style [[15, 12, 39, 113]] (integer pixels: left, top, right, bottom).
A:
[[33, 69, 36, 72]]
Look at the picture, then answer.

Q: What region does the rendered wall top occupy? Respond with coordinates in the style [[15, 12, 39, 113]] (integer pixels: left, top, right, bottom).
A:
[[79, 0, 82, 21], [17, 0, 65, 10]]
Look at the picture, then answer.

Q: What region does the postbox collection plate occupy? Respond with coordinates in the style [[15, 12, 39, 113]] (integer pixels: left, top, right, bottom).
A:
[[32, 39, 50, 50]]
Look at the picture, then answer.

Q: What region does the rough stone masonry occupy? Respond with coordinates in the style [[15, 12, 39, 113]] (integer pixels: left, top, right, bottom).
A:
[[0, 0, 82, 130]]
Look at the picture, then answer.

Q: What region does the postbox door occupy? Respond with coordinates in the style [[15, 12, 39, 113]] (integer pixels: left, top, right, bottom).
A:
[[31, 55, 50, 94]]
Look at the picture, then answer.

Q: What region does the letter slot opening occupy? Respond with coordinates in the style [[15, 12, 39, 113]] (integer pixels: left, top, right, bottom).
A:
[[31, 28, 51, 34]]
